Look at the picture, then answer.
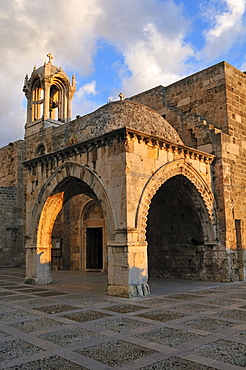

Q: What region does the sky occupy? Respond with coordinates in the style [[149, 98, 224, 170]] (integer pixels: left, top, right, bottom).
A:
[[0, 0, 246, 148]]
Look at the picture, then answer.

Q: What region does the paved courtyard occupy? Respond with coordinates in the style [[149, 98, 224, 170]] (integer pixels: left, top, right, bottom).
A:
[[0, 267, 245, 369]]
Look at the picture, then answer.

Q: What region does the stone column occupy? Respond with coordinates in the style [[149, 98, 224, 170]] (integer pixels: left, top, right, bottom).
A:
[[107, 229, 149, 298], [43, 80, 50, 120], [25, 243, 52, 285]]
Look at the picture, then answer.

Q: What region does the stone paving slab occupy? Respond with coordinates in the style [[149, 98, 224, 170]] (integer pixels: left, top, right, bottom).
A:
[[60, 310, 113, 323], [233, 330, 246, 340], [50, 295, 115, 306], [1, 294, 35, 302], [176, 317, 238, 333], [214, 309, 246, 321], [15, 288, 50, 293], [103, 304, 147, 313], [76, 339, 157, 367], [135, 327, 204, 347], [172, 303, 217, 313], [33, 304, 81, 314], [11, 317, 68, 333], [138, 297, 181, 305], [0, 267, 246, 370], [94, 317, 151, 333], [39, 327, 106, 347], [134, 309, 187, 322], [33, 291, 69, 297], [7, 355, 88, 370], [201, 297, 244, 306], [0, 306, 37, 322], [0, 330, 11, 339], [138, 356, 216, 369], [166, 294, 204, 300], [194, 339, 246, 367], [0, 338, 43, 362], [0, 285, 33, 290], [0, 291, 15, 296], [15, 298, 54, 307]]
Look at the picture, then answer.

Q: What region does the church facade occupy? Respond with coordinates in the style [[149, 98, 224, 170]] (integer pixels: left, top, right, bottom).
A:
[[0, 56, 245, 297]]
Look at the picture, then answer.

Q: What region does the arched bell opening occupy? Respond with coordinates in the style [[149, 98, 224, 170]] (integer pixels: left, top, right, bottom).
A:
[[31, 79, 44, 121], [49, 85, 59, 120], [146, 175, 212, 280], [49, 78, 69, 122]]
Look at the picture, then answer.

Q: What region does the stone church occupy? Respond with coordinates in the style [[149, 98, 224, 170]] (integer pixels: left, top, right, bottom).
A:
[[0, 55, 245, 297]]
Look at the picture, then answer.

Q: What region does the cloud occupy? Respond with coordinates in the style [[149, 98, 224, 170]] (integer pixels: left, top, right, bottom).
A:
[[0, 0, 245, 148], [0, 0, 194, 147], [120, 22, 194, 96], [97, 0, 193, 95], [76, 81, 97, 99], [73, 81, 100, 117], [200, 0, 246, 60]]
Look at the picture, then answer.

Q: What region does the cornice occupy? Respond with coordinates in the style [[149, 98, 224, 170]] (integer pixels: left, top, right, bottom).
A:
[[23, 126, 215, 173]]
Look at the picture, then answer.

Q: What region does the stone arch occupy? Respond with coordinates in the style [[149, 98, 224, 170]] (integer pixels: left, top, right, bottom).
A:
[[29, 162, 116, 246], [136, 160, 216, 242]]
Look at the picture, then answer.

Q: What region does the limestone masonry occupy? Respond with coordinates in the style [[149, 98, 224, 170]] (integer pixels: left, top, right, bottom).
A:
[[0, 56, 245, 297]]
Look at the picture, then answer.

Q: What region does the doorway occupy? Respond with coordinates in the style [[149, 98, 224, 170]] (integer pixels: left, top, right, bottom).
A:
[[146, 175, 205, 279], [86, 227, 103, 269]]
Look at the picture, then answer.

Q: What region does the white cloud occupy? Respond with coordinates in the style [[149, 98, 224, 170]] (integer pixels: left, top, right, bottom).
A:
[[200, 0, 246, 60], [120, 22, 194, 96], [240, 59, 246, 71], [76, 81, 97, 99], [73, 81, 99, 117], [97, 0, 193, 95]]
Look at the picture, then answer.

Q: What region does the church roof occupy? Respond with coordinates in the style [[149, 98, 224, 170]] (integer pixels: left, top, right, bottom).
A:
[[77, 100, 183, 145]]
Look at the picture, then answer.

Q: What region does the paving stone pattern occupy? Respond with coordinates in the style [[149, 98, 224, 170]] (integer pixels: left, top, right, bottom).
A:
[[0, 268, 245, 369]]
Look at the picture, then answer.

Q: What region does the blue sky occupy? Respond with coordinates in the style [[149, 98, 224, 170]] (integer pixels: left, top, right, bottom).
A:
[[0, 0, 246, 147]]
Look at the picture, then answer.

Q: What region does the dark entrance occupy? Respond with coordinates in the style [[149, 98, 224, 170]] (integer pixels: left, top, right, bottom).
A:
[[86, 227, 103, 269], [147, 175, 204, 279]]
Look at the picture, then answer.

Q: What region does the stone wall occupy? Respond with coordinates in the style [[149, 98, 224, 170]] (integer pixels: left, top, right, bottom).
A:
[[0, 141, 25, 267], [129, 63, 246, 276], [129, 62, 228, 147]]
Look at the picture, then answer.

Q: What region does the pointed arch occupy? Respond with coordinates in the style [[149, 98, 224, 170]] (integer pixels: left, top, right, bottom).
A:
[[136, 160, 216, 242], [28, 162, 117, 246]]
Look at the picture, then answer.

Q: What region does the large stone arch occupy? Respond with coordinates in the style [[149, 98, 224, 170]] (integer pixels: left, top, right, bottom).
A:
[[136, 160, 216, 243], [25, 162, 116, 284], [28, 162, 117, 246]]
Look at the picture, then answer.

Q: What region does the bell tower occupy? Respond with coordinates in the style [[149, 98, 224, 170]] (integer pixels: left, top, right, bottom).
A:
[[23, 53, 76, 137]]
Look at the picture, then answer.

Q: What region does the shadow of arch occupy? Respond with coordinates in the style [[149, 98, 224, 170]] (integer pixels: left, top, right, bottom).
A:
[[28, 162, 117, 246], [136, 160, 216, 242]]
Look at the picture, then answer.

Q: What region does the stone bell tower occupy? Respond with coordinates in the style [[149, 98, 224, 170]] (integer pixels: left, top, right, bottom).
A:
[[23, 53, 76, 137]]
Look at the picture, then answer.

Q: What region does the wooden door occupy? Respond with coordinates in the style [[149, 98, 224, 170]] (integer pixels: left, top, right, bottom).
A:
[[86, 227, 103, 269]]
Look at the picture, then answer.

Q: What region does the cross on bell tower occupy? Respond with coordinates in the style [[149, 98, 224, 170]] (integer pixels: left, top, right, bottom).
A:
[[47, 53, 54, 63], [23, 54, 76, 138]]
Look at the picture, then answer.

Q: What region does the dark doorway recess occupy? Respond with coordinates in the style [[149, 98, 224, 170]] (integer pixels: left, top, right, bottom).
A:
[[147, 175, 204, 279], [86, 227, 103, 269]]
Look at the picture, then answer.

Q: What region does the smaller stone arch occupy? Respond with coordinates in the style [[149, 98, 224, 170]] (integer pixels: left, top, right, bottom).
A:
[[136, 160, 216, 242], [80, 199, 107, 271]]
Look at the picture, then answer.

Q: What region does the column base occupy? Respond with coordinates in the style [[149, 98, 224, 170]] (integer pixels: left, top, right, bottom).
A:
[[25, 276, 52, 285], [108, 283, 150, 298]]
